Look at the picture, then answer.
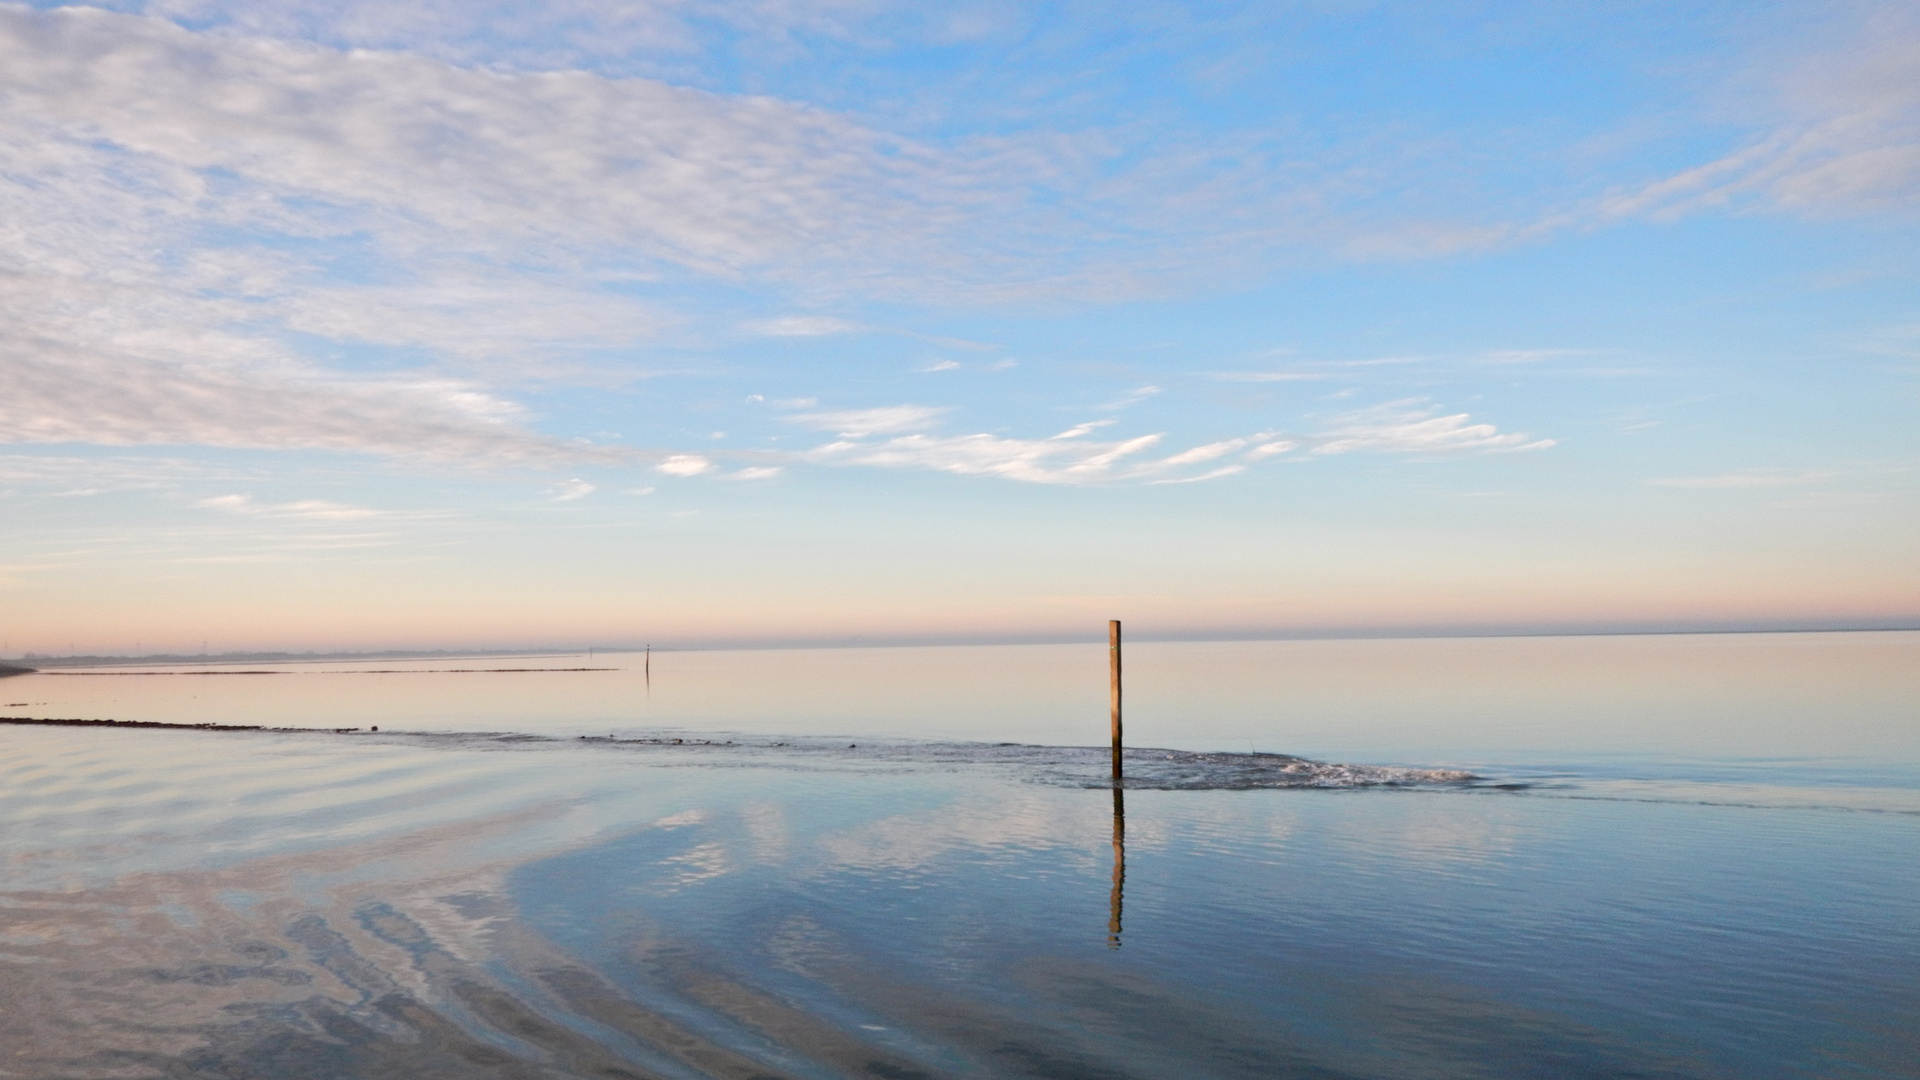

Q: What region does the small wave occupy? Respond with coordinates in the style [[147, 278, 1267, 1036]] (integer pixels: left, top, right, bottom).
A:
[[554, 736, 1479, 790], [995, 744, 1477, 789], [0, 717, 1476, 791]]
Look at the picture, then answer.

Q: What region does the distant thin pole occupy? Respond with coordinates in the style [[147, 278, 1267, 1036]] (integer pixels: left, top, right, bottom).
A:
[[1109, 619, 1122, 781], [645, 644, 651, 688]]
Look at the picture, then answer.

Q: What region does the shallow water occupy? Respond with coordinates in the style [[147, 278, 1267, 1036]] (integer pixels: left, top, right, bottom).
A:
[[3, 632, 1917, 1078]]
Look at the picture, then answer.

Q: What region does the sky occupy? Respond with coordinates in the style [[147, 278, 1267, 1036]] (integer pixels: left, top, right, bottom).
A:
[[2, 0, 1917, 655]]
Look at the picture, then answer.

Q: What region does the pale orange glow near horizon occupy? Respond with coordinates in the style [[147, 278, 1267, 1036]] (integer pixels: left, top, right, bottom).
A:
[[9, 560, 1916, 657]]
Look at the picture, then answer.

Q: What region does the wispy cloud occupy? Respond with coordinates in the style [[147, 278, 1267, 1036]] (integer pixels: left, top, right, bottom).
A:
[[0, 1, 1863, 517], [0, 3, 1094, 475], [0, 340, 616, 466], [1050, 420, 1115, 440], [552, 479, 597, 501], [804, 430, 1175, 485], [0, 6, 996, 280], [745, 316, 870, 337], [0, 3, 1255, 319], [787, 405, 949, 437], [196, 494, 401, 520], [793, 411, 1291, 485], [1309, 401, 1555, 456], [655, 454, 715, 477], [747, 316, 999, 354], [1157, 439, 1251, 467], [783, 397, 1547, 484], [1599, 14, 1920, 222], [0, 131, 632, 469]]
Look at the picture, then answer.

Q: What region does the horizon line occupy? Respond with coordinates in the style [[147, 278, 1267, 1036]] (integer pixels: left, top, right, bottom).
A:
[[10, 620, 1918, 668]]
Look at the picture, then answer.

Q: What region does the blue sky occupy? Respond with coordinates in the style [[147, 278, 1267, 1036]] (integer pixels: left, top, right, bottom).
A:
[[2, 0, 1916, 653]]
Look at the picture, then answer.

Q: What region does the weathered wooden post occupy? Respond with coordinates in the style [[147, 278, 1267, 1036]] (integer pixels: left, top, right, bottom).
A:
[[1109, 619, 1123, 782]]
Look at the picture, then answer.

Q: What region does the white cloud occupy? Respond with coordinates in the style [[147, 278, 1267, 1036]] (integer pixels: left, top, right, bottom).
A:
[[746, 316, 869, 337], [801, 427, 1283, 485], [1246, 440, 1296, 460], [0, 17, 688, 259], [0, 4, 1097, 474], [1212, 371, 1330, 382], [746, 317, 997, 355], [787, 405, 948, 437], [1149, 465, 1247, 485], [788, 401, 1548, 484], [0, 97, 632, 467], [656, 454, 715, 476], [1156, 438, 1249, 467], [1309, 401, 1555, 456], [1050, 420, 1115, 440], [805, 431, 1168, 484], [553, 478, 596, 500], [7, 0, 1894, 397], [0, 5, 1039, 293], [0, 333, 612, 465], [196, 493, 388, 520], [0, 1, 1879, 504], [8, 2, 1637, 350], [1, 139, 674, 467], [725, 466, 783, 480]]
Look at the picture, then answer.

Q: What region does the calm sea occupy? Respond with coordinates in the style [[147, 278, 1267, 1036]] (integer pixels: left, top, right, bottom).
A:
[[3, 632, 1916, 1079]]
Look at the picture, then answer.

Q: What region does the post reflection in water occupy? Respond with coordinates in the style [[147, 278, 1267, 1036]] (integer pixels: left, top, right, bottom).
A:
[[1108, 786, 1125, 948]]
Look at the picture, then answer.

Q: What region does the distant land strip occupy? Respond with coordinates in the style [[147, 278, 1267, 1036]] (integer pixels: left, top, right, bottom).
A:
[[5, 649, 606, 670], [38, 668, 618, 676], [0, 716, 364, 733]]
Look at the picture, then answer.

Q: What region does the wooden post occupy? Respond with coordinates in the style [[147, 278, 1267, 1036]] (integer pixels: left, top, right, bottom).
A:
[[1109, 619, 1122, 781]]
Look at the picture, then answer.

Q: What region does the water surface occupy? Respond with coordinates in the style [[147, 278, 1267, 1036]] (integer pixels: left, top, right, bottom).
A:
[[3, 632, 1916, 1078]]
